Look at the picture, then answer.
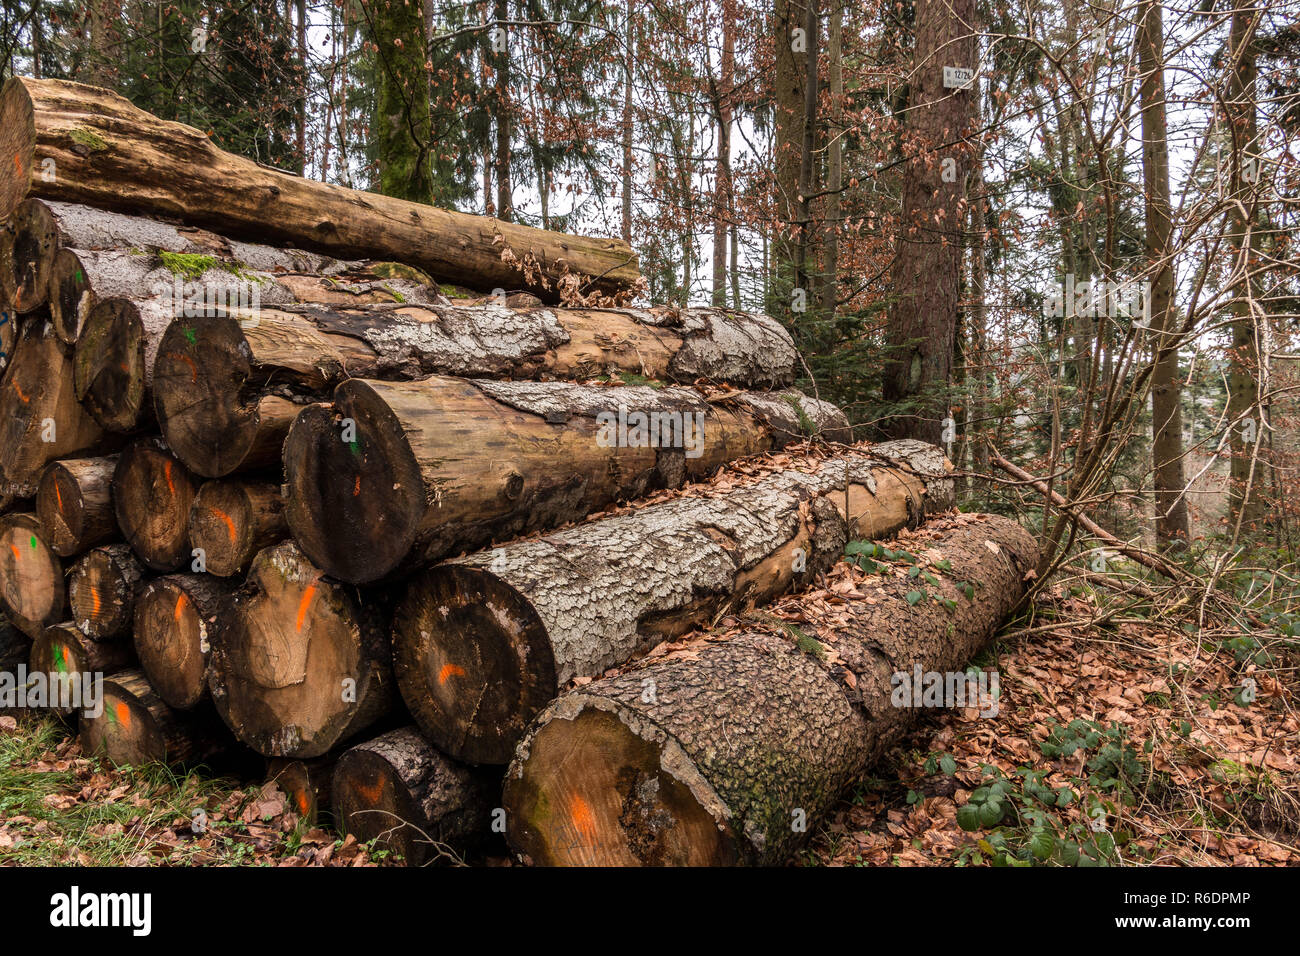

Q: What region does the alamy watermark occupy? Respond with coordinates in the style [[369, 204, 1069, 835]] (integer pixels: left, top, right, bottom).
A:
[[891, 665, 1000, 718], [595, 404, 705, 459], [0, 668, 104, 718], [1042, 275, 1150, 325]]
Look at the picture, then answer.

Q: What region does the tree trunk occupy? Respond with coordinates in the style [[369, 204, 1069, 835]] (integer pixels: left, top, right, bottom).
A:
[[132, 574, 234, 711], [1138, 0, 1189, 547], [79, 668, 224, 766], [67, 543, 145, 640], [792, 0, 819, 294], [772, 0, 805, 294], [504, 513, 1038, 865], [207, 541, 394, 758], [112, 436, 200, 572], [820, 1, 843, 315], [35, 454, 118, 556], [283, 376, 851, 584], [30, 622, 135, 715], [395, 440, 953, 764], [153, 303, 799, 478], [0, 512, 65, 637], [0, 317, 108, 491], [493, 0, 513, 223], [188, 480, 287, 577], [0, 77, 640, 302], [332, 726, 494, 866], [882, 0, 977, 443], [712, 2, 735, 307]]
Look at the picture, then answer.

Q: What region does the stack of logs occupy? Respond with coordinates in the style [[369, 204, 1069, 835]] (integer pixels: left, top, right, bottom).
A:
[[0, 76, 1037, 866]]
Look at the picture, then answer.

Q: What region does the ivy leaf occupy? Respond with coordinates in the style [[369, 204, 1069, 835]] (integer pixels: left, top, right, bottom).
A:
[[906, 590, 923, 605]]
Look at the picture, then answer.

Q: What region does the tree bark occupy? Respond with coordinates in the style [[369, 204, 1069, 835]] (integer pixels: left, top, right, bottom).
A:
[[332, 726, 494, 866], [283, 376, 851, 584], [504, 513, 1038, 865], [1137, 0, 1189, 547], [132, 574, 234, 711], [111, 436, 200, 572], [188, 480, 287, 577], [207, 541, 395, 758], [35, 454, 118, 556], [882, 0, 977, 443], [67, 543, 145, 640], [153, 301, 799, 477], [0, 512, 66, 637], [0, 77, 641, 302], [394, 440, 952, 764]]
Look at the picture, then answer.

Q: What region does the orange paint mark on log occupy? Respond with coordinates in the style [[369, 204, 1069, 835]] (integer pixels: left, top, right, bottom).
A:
[[295, 583, 318, 633], [296, 790, 311, 816], [90, 586, 101, 617], [115, 700, 131, 728], [54, 482, 63, 513], [437, 663, 465, 685], [353, 475, 361, 497], [9, 544, 19, 562], [174, 591, 188, 622], [210, 506, 237, 544], [12, 380, 28, 403], [569, 793, 598, 846], [169, 352, 198, 383], [354, 777, 385, 805], [12, 153, 21, 176], [164, 460, 175, 496]]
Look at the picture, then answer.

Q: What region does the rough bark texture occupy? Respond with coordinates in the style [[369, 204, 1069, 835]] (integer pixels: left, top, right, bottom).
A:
[[504, 513, 1038, 865], [188, 480, 287, 577], [881, 0, 976, 443], [0, 512, 65, 637], [153, 303, 795, 478], [0, 315, 109, 490], [0, 77, 641, 301], [132, 574, 234, 711], [67, 543, 145, 640], [78, 667, 221, 766], [394, 440, 953, 764], [284, 376, 851, 584], [207, 541, 395, 758], [35, 454, 118, 556], [112, 437, 199, 571], [332, 726, 494, 866]]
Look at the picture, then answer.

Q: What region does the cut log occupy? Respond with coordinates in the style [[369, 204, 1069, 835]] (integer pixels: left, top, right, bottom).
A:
[[1, 612, 30, 670], [132, 574, 234, 711], [188, 480, 286, 576], [0, 316, 108, 489], [394, 440, 952, 764], [284, 376, 850, 584], [503, 514, 1039, 866], [207, 541, 394, 758], [0, 77, 640, 301], [332, 727, 493, 866], [67, 543, 145, 640], [267, 756, 337, 828], [78, 668, 220, 766], [112, 437, 199, 571], [152, 304, 795, 478], [1, 198, 58, 314], [0, 512, 65, 637], [35, 455, 118, 556], [29, 622, 135, 714]]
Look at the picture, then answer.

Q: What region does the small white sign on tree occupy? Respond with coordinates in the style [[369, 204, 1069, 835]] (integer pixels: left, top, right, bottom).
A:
[[943, 66, 975, 89]]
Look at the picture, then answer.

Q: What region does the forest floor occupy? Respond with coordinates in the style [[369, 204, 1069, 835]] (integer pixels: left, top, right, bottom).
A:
[[1, 552, 1296, 867]]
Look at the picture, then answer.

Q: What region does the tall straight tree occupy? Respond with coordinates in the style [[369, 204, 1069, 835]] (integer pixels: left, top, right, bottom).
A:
[[366, 0, 434, 203], [711, 0, 736, 306], [882, 0, 977, 443], [1137, 0, 1190, 546]]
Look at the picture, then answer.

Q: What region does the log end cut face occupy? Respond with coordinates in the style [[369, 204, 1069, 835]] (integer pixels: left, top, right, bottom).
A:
[[79, 679, 167, 767], [133, 578, 210, 711], [506, 701, 738, 866], [189, 481, 264, 577], [210, 544, 371, 758], [332, 747, 432, 866], [283, 383, 426, 584], [153, 315, 261, 478], [0, 78, 36, 225], [29, 625, 87, 715], [393, 565, 555, 765], [112, 440, 197, 571], [48, 248, 92, 344], [74, 298, 145, 432], [69, 547, 136, 639], [0, 514, 63, 637]]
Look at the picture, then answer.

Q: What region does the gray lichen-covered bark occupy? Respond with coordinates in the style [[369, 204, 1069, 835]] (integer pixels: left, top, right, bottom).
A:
[[393, 440, 952, 763], [504, 513, 1039, 865]]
